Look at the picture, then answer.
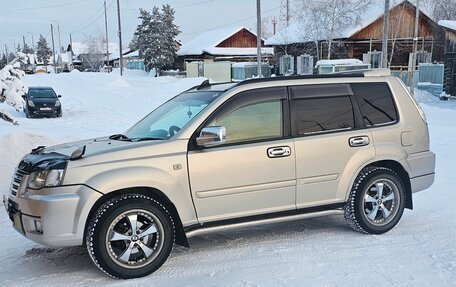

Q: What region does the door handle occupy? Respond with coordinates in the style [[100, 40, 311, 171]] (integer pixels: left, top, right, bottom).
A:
[[267, 146, 291, 158], [349, 136, 370, 147]]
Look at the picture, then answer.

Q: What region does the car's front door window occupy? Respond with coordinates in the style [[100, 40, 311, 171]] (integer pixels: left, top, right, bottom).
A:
[[208, 100, 282, 144]]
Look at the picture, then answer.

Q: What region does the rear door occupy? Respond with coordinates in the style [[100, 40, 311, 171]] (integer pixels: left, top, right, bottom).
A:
[[290, 84, 375, 208]]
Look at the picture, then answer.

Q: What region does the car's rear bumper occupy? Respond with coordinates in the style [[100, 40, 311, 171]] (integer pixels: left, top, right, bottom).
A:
[[407, 151, 436, 193]]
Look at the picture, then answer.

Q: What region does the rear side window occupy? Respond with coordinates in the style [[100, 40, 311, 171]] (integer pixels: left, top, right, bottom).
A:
[[350, 83, 398, 127], [289, 84, 355, 136], [292, 97, 355, 135]]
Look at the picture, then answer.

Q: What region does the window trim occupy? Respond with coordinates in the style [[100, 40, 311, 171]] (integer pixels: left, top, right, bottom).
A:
[[188, 87, 290, 151]]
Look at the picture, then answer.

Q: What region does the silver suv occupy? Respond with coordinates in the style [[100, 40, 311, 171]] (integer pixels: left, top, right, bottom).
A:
[[3, 70, 435, 278]]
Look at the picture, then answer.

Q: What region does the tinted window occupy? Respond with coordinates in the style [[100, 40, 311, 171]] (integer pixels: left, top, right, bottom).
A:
[[351, 83, 398, 126], [208, 100, 283, 144], [292, 96, 355, 136]]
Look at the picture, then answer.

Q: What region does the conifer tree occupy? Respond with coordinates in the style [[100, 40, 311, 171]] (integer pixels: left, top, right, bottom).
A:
[[36, 34, 52, 65], [131, 5, 180, 73]]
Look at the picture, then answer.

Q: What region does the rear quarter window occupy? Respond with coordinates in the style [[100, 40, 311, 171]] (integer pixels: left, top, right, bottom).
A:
[[350, 83, 398, 127]]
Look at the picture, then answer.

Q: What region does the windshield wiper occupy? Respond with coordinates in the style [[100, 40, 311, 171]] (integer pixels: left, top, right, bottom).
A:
[[109, 134, 131, 141], [130, 137, 164, 142]]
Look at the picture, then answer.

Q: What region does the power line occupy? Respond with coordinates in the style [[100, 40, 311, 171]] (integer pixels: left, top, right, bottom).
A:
[[0, 0, 90, 12], [68, 0, 115, 34], [183, 6, 280, 36]]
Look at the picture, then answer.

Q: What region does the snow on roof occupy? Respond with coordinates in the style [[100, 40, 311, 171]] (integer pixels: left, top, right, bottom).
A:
[[71, 42, 119, 56], [204, 47, 274, 56], [178, 26, 268, 56], [265, 0, 431, 46], [316, 59, 364, 66], [438, 20, 456, 32]]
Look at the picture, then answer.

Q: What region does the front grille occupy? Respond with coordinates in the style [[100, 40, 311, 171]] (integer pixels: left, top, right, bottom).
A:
[[10, 168, 27, 196]]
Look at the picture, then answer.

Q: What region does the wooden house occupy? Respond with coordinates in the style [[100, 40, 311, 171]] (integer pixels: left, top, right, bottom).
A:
[[438, 20, 456, 96], [265, 0, 445, 68], [177, 26, 274, 70]]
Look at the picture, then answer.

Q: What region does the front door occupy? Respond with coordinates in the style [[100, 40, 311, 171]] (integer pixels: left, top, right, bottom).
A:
[[187, 87, 296, 223]]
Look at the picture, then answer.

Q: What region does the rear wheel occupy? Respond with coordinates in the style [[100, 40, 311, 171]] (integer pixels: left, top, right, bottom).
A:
[[344, 167, 406, 234], [86, 194, 175, 279]]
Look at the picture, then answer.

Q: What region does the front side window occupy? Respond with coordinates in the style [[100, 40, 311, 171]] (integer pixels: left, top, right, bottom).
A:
[[292, 96, 355, 136], [207, 100, 283, 144], [125, 91, 222, 140]]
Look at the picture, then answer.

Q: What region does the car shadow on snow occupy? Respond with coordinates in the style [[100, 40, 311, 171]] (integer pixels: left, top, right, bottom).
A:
[[13, 215, 356, 280], [179, 214, 355, 253], [15, 246, 102, 280]]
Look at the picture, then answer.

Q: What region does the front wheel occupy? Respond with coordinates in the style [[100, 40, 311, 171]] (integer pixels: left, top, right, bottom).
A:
[[86, 194, 175, 279], [344, 167, 406, 234]]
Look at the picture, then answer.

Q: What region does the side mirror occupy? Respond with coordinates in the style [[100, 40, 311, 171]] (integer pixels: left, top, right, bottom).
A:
[[196, 126, 226, 148], [58, 95, 62, 98]]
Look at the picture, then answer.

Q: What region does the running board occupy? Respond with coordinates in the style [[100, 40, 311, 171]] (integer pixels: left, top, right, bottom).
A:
[[185, 209, 344, 239]]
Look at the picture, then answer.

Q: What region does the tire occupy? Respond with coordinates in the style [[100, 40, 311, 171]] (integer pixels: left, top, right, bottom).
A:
[[344, 167, 406, 234], [86, 193, 175, 279]]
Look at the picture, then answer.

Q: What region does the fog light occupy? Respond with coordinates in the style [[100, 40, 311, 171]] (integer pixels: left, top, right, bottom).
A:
[[34, 220, 43, 233]]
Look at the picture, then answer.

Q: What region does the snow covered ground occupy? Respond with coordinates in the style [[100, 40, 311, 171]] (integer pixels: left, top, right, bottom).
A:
[[0, 72, 455, 286]]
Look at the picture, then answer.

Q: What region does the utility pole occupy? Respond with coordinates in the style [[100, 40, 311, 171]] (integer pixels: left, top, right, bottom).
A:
[[104, 0, 110, 72], [116, 0, 123, 76], [256, 0, 262, 77], [272, 17, 277, 35], [70, 33, 73, 48], [5, 44, 8, 63], [27, 32, 35, 52], [22, 36, 26, 51], [410, 0, 420, 95], [51, 24, 56, 73], [381, 0, 390, 68], [280, 0, 291, 28]]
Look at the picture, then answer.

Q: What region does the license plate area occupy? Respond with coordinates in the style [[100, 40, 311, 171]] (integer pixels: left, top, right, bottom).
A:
[[40, 107, 52, 111], [3, 196, 25, 235]]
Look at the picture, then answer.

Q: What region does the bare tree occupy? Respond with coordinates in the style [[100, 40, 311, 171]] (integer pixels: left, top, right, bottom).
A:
[[296, 0, 373, 59], [432, 0, 456, 21], [81, 33, 105, 71]]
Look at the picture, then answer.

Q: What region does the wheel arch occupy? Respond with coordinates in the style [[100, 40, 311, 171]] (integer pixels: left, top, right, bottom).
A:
[[360, 160, 413, 210], [84, 186, 189, 247]]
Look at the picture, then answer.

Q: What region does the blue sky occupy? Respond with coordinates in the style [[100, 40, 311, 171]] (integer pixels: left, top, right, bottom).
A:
[[0, 0, 279, 53]]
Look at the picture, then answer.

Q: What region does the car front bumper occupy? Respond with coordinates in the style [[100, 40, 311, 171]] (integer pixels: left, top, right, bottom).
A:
[[3, 184, 102, 247], [27, 106, 61, 117]]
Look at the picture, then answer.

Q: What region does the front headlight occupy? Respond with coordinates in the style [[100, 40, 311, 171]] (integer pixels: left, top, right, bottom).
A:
[[28, 100, 35, 107], [27, 169, 65, 189], [55, 100, 61, 107]]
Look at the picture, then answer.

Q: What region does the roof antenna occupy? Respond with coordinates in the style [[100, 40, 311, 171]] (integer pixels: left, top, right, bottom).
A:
[[196, 79, 211, 90]]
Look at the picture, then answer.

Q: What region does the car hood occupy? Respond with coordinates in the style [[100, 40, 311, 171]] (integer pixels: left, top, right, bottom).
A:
[[20, 136, 164, 172]]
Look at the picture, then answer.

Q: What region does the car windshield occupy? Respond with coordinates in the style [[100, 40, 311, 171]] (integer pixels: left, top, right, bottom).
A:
[[28, 89, 56, 98], [124, 91, 223, 140]]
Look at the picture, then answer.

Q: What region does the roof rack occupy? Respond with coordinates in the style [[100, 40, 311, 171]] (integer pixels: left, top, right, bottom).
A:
[[234, 73, 364, 87], [234, 68, 391, 88]]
